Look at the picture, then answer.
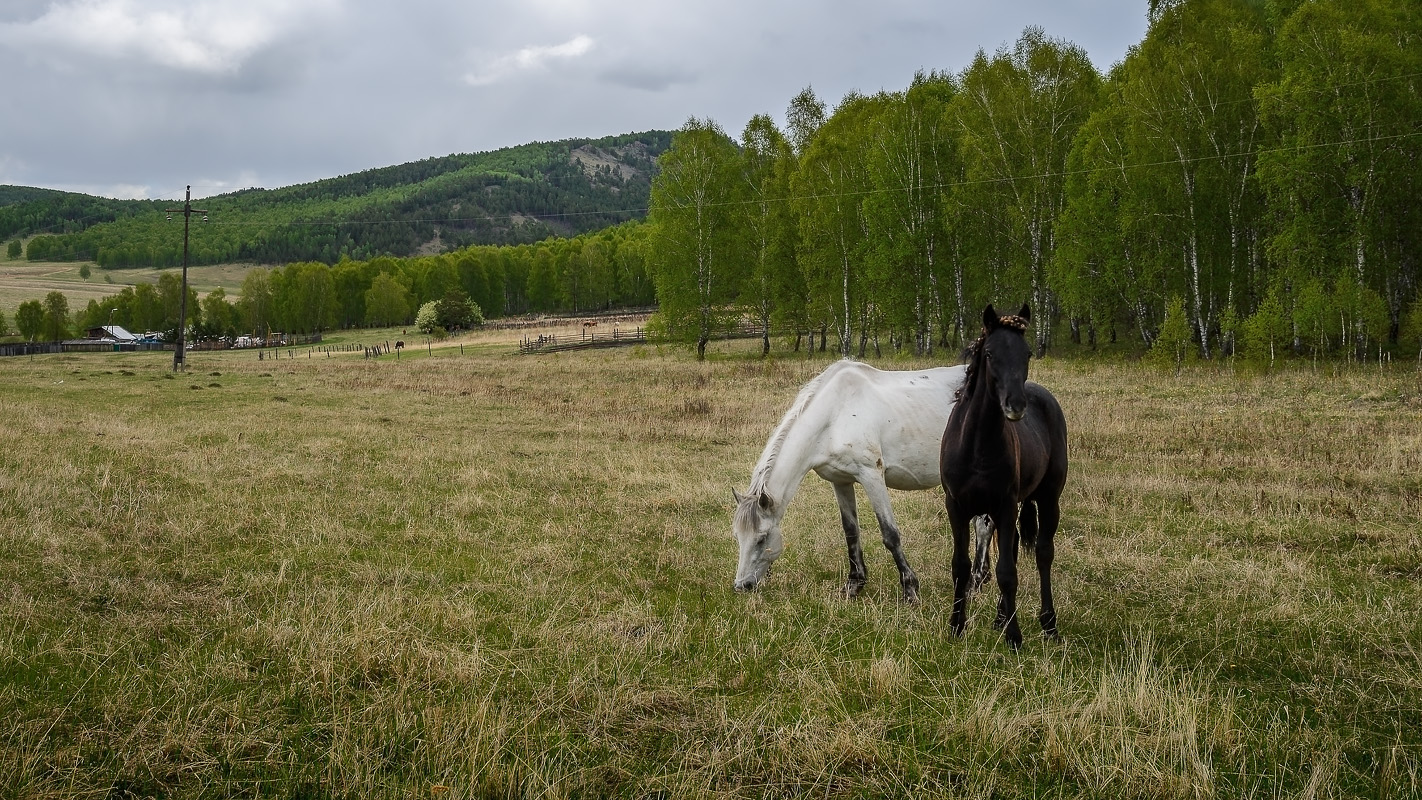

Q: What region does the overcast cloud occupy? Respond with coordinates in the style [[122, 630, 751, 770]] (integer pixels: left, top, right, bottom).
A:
[[0, 0, 1149, 200]]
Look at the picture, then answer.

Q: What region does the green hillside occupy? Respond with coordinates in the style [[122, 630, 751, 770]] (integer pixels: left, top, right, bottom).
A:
[[1, 130, 671, 268]]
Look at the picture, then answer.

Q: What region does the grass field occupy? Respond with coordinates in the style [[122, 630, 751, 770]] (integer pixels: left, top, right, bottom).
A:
[[0, 260, 256, 320], [2, 331, 1420, 798]]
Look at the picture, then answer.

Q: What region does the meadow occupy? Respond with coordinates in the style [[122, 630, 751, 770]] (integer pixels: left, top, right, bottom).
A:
[[0, 260, 254, 321], [1, 329, 1420, 799]]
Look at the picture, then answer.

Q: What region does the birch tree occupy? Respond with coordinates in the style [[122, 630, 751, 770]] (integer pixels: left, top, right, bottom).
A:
[[1117, 0, 1269, 358], [1257, 0, 1421, 354], [739, 115, 798, 355], [793, 93, 875, 356], [954, 28, 1100, 355], [862, 72, 959, 354], [648, 118, 744, 359]]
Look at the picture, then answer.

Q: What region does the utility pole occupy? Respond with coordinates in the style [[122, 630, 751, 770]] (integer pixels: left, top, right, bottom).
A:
[[165, 185, 207, 372]]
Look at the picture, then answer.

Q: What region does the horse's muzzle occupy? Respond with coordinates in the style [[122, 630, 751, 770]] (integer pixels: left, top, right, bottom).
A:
[[733, 579, 756, 592]]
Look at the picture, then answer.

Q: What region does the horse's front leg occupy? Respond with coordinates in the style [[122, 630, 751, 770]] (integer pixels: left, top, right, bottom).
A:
[[946, 498, 972, 635], [833, 482, 868, 598], [994, 502, 1023, 649], [859, 474, 919, 603]]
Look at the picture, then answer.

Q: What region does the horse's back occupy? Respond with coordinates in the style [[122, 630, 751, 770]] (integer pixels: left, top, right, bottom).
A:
[[816, 361, 964, 490]]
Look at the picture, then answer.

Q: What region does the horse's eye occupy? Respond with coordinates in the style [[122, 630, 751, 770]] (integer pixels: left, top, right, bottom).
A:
[[984, 351, 993, 360]]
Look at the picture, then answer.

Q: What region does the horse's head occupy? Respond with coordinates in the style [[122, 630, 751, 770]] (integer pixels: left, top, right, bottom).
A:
[[731, 488, 783, 591], [980, 303, 1033, 421]]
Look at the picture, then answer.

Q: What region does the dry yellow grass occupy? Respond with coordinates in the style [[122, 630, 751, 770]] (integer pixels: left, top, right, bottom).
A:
[[0, 261, 259, 318], [0, 333, 1419, 798]]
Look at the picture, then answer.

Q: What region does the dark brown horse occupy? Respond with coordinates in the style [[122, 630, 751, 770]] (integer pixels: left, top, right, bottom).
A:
[[940, 303, 1068, 648]]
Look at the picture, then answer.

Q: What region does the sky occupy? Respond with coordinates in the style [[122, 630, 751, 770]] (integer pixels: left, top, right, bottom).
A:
[[0, 0, 1150, 201]]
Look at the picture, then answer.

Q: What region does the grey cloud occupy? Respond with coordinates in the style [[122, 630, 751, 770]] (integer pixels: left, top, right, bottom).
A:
[[0, 0, 1149, 199], [596, 63, 698, 93]]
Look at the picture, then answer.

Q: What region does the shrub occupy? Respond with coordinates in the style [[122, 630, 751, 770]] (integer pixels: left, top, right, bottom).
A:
[[434, 290, 483, 330], [1147, 296, 1195, 373], [1239, 287, 1289, 370], [414, 301, 439, 334]]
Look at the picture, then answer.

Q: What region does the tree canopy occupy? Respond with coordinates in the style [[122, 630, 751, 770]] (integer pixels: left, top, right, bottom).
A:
[[641, 0, 1421, 363]]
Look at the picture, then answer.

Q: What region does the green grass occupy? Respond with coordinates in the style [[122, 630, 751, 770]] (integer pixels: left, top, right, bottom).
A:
[[1, 337, 1420, 798]]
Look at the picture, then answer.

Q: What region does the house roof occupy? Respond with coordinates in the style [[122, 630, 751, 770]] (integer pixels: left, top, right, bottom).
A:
[[91, 325, 139, 342]]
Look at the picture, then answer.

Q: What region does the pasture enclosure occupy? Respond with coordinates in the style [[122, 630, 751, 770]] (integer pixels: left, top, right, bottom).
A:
[[1, 337, 1420, 798]]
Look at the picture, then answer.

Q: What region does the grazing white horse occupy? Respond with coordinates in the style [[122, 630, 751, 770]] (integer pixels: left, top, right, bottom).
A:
[[733, 359, 968, 601]]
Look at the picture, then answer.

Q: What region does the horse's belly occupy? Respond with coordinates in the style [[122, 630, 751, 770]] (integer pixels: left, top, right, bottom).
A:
[[883, 462, 940, 491]]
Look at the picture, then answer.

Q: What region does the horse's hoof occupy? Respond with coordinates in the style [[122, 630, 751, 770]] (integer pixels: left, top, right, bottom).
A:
[[901, 575, 920, 604], [843, 581, 866, 599]]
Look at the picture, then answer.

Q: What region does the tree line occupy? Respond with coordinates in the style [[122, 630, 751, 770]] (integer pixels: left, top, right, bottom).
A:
[[646, 0, 1422, 363], [0, 222, 655, 343]]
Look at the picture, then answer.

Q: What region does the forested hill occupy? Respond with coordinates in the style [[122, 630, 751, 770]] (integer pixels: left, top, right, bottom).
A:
[[1, 130, 672, 268]]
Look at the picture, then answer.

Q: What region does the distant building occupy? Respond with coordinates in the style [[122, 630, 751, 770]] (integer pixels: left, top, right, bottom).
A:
[[85, 325, 139, 343], [65, 325, 165, 353]]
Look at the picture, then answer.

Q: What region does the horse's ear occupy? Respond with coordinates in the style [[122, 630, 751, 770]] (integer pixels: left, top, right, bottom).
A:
[[1018, 303, 1031, 323], [982, 304, 998, 329], [757, 491, 773, 511], [732, 488, 743, 504]]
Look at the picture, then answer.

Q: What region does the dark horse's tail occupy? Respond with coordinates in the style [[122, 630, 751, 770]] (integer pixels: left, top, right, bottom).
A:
[[1018, 501, 1038, 552]]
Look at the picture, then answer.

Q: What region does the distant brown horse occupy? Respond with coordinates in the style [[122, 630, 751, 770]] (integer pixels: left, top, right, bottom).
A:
[[940, 304, 1068, 648]]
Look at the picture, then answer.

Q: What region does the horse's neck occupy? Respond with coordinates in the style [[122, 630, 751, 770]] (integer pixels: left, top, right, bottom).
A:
[[958, 368, 1007, 443], [751, 400, 829, 517]]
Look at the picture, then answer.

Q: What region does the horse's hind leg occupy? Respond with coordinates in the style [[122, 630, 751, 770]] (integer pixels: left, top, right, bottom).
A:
[[833, 482, 868, 598], [859, 475, 919, 603], [1035, 496, 1060, 639]]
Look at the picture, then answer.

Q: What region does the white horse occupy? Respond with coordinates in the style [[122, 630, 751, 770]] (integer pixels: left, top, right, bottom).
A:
[[732, 359, 972, 601]]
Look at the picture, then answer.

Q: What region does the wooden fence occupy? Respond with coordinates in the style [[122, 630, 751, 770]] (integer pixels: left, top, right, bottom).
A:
[[519, 326, 647, 354], [0, 342, 62, 358]]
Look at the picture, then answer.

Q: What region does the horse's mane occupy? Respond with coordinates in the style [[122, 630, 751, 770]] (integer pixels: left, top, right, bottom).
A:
[[748, 361, 845, 497], [955, 314, 1029, 403]]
